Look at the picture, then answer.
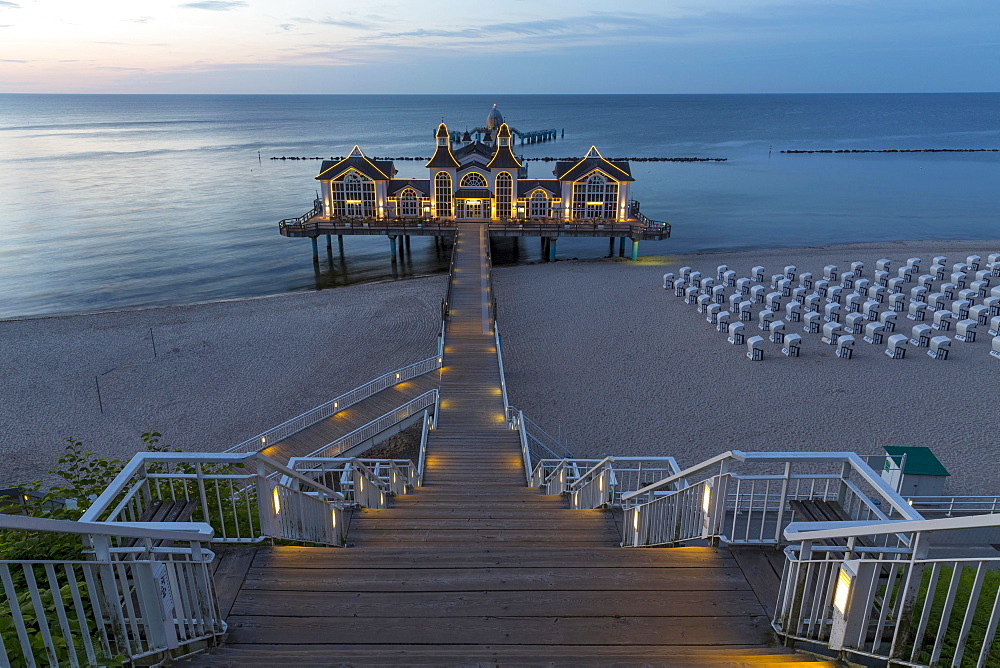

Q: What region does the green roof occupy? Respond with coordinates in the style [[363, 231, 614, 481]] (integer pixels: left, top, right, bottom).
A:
[[884, 446, 950, 477]]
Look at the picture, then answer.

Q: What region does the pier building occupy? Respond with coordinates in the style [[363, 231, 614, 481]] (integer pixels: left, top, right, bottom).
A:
[[279, 110, 669, 264]]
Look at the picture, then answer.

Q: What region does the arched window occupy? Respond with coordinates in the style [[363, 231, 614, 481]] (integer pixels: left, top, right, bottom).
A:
[[529, 189, 550, 219], [460, 172, 487, 188], [435, 172, 452, 218], [572, 172, 618, 219], [495, 172, 512, 219], [398, 188, 419, 217], [333, 171, 375, 218]]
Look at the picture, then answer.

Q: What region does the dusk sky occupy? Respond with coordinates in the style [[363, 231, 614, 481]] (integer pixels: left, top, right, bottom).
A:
[[1, 0, 998, 94]]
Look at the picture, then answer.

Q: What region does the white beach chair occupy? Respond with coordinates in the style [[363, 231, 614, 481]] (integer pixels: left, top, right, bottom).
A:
[[971, 280, 990, 299], [713, 285, 727, 304], [927, 292, 947, 310], [875, 270, 890, 288], [770, 273, 783, 290], [906, 257, 921, 271], [918, 274, 936, 289], [728, 321, 746, 345], [840, 271, 856, 289], [723, 269, 737, 287], [737, 277, 752, 296], [910, 286, 928, 303], [784, 265, 797, 280], [928, 336, 951, 360], [986, 297, 1000, 317], [777, 278, 792, 297], [887, 277, 904, 295], [970, 304, 989, 325], [864, 321, 886, 345], [955, 319, 978, 343], [885, 334, 908, 359], [689, 271, 702, 289], [674, 279, 688, 297], [799, 272, 813, 289], [729, 293, 742, 313], [746, 336, 765, 361], [864, 299, 880, 321], [752, 266, 765, 283], [932, 309, 954, 332], [739, 301, 754, 322], [785, 301, 803, 323], [897, 266, 914, 284], [717, 310, 732, 333], [993, 285, 1000, 299], [662, 273, 676, 289], [846, 312, 865, 335], [836, 335, 855, 359], [769, 320, 787, 344], [876, 258, 892, 272], [685, 286, 700, 304], [821, 322, 844, 345], [910, 324, 932, 348], [930, 263, 946, 280], [758, 309, 775, 331], [782, 333, 802, 357], [967, 255, 981, 271], [767, 292, 782, 311], [958, 288, 978, 303], [888, 293, 906, 312], [824, 302, 842, 323], [855, 278, 870, 295], [750, 285, 766, 304], [803, 311, 821, 333], [823, 264, 839, 281], [953, 262, 969, 275], [991, 336, 1000, 360], [880, 310, 898, 333], [679, 266, 692, 280], [846, 293, 863, 314], [990, 315, 1000, 337], [932, 256, 947, 267], [851, 261, 864, 276], [951, 299, 971, 320], [700, 277, 715, 293], [716, 264, 728, 281], [951, 272, 968, 289], [989, 254, 1000, 277], [805, 294, 821, 313], [792, 287, 807, 304], [697, 294, 712, 313], [825, 285, 843, 304], [869, 285, 886, 304], [907, 301, 927, 322], [706, 303, 722, 324]]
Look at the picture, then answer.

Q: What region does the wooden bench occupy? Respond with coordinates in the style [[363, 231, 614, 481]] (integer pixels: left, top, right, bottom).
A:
[[121, 499, 198, 548]]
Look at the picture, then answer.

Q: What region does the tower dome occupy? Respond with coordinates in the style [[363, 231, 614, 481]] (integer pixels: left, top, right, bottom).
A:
[[485, 104, 504, 130]]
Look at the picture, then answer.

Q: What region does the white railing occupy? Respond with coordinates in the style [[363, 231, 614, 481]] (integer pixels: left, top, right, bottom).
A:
[[0, 514, 223, 666], [775, 514, 1000, 667], [495, 326, 509, 411], [225, 356, 441, 454], [80, 452, 346, 546], [288, 457, 417, 507], [507, 407, 572, 472], [529, 457, 681, 507], [416, 402, 438, 486], [907, 495, 1000, 517], [621, 451, 921, 547], [304, 390, 438, 459]]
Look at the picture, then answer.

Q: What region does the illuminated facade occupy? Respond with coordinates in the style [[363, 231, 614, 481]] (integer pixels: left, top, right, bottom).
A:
[[315, 114, 635, 223]]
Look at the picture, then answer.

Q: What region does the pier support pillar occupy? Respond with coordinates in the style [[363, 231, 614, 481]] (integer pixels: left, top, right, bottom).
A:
[[338, 235, 344, 252], [404, 235, 411, 252], [389, 235, 398, 263], [630, 238, 639, 261], [548, 238, 557, 262], [325, 234, 332, 253], [619, 237, 626, 257], [311, 237, 319, 264], [397, 235, 405, 258], [609, 237, 615, 257]]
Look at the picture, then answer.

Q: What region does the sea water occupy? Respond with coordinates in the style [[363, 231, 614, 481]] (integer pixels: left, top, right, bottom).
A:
[[1, 93, 998, 319]]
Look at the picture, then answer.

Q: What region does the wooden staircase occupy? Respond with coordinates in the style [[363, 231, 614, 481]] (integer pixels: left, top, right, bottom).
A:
[[190, 224, 836, 666]]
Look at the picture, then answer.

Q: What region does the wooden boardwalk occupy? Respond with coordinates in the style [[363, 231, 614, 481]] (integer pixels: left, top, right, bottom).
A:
[[192, 223, 831, 666], [256, 372, 439, 464]]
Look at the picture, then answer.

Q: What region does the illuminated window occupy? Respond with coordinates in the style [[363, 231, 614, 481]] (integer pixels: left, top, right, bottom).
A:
[[333, 172, 375, 218], [460, 172, 487, 188], [398, 188, 419, 217], [435, 172, 452, 218], [572, 172, 618, 219], [529, 189, 550, 218], [495, 172, 513, 219]]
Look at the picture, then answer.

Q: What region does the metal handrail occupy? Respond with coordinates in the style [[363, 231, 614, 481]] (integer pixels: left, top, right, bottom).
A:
[[0, 512, 214, 542], [278, 204, 320, 228], [226, 357, 441, 453], [783, 512, 1000, 543]]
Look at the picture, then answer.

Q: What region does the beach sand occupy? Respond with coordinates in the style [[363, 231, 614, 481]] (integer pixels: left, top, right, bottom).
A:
[[3, 239, 998, 496]]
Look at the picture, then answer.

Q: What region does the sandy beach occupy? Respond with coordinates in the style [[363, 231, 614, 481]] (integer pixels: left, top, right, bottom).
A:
[[3, 239, 998, 496]]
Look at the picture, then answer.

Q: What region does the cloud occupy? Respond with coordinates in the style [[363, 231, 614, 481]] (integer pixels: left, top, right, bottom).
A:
[[127, 16, 155, 23], [179, 1, 247, 11], [278, 23, 293, 31], [0, 58, 27, 62], [294, 16, 381, 30], [0, 1, 21, 8]]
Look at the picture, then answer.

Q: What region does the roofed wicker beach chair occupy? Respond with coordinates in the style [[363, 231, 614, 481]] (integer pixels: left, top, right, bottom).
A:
[[932, 309, 954, 331], [823, 264, 838, 281], [803, 311, 821, 333], [785, 301, 802, 322], [864, 321, 885, 345], [758, 309, 775, 331], [880, 310, 898, 332], [784, 265, 797, 280], [782, 333, 802, 357], [876, 258, 891, 272], [769, 320, 786, 344], [746, 335, 765, 361], [799, 272, 813, 290], [836, 334, 855, 359], [907, 301, 927, 322], [728, 321, 746, 345], [991, 335, 1000, 360], [955, 318, 978, 343], [885, 333, 908, 359], [716, 310, 731, 333], [910, 324, 931, 348], [851, 260, 864, 276], [928, 335, 951, 360], [752, 266, 765, 282], [662, 272, 675, 289], [846, 311, 865, 334], [821, 321, 843, 345]]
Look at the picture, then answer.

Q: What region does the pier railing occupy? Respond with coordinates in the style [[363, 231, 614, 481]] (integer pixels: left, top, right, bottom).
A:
[[775, 514, 1000, 667], [0, 514, 223, 666], [620, 451, 920, 547], [528, 457, 680, 507], [226, 356, 441, 454], [287, 457, 416, 509], [80, 452, 346, 546]]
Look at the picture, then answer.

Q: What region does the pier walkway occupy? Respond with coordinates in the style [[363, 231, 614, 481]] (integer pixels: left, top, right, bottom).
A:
[[193, 223, 830, 666]]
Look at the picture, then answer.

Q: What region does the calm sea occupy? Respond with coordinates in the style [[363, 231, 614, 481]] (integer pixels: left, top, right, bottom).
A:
[[1, 94, 998, 319]]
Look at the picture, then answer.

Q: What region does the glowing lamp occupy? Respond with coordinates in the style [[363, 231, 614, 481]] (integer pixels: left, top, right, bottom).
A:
[[632, 507, 640, 531], [466, 199, 481, 205], [702, 484, 712, 514], [334, 402, 339, 409], [359, 477, 364, 492], [331, 509, 337, 528], [272, 487, 281, 515], [598, 474, 604, 492], [587, 201, 604, 206], [261, 437, 266, 444], [396, 373, 401, 380], [345, 199, 363, 205], [833, 562, 855, 615]]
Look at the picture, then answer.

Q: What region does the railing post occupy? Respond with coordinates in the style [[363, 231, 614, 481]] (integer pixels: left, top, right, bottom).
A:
[[135, 560, 179, 652], [255, 458, 276, 540], [774, 462, 792, 543], [888, 532, 932, 661]]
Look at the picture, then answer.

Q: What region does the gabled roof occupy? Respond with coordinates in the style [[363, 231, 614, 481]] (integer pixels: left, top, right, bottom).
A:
[[517, 179, 561, 197], [486, 124, 522, 170], [454, 141, 493, 160], [388, 179, 430, 196], [553, 146, 633, 182], [315, 146, 394, 181], [426, 122, 461, 169], [435, 122, 449, 139]]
